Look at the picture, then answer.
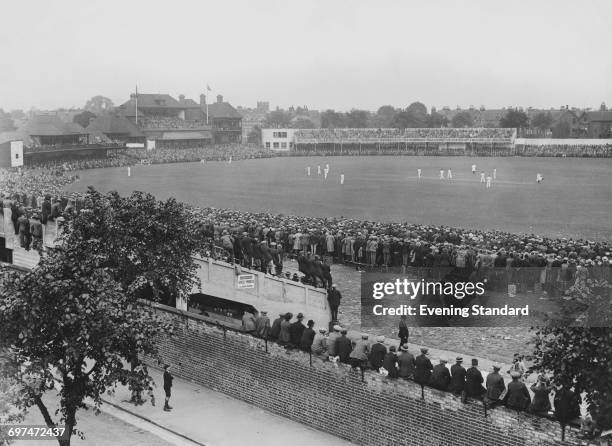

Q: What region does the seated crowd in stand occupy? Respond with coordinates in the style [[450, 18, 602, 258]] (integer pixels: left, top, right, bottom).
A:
[[516, 144, 612, 158], [139, 116, 208, 129], [295, 127, 516, 142]]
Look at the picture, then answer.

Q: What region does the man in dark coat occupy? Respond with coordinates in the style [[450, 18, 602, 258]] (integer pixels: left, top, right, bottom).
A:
[[398, 315, 409, 346], [289, 313, 305, 347], [553, 386, 581, 425], [414, 348, 433, 386], [485, 365, 506, 408], [430, 358, 451, 391], [336, 329, 352, 364], [503, 371, 531, 411], [450, 357, 467, 395], [465, 358, 486, 400], [397, 344, 415, 379], [269, 313, 284, 341], [368, 336, 387, 372], [327, 285, 342, 321], [382, 346, 399, 379], [254, 310, 270, 339], [41, 197, 51, 225], [163, 364, 174, 411], [300, 320, 316, 352]]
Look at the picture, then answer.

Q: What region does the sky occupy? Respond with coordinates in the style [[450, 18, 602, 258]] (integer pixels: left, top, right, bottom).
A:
[[1, 0, 611, 112]]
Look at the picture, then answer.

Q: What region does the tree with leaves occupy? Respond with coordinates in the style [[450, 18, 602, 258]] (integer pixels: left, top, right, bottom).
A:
[[73, 111, 96, 129], [0, 245, 173, 446], [291, 118, 315, 129], [530, 111, 554, 131], [321, 109, 346, 129], [0, 108, 16, 132], [264, 110, 292, 128], [345, 109, 370, 128], [83, 96, 114, 116], [373, 105, 397, 128], [61, 188, 202, 307], [450, 111, 474, 128], [427, 111, 449, 128], [530, 279, 612, 433], [499, 109, 529, 129]]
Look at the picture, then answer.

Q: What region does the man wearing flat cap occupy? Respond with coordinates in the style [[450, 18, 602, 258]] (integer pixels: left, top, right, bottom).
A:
[[269, 313, 284, 342], [450, 357, 467, 395], [368, 335, 387, 372], [430, 358, 451, 391], [414, 348, 433, 386], [485, 365, 506, 408], [327, 325, 341, 358], [397, 345, 415, 379], [349, 334, 370, 370], [337, 329, 353, 364]]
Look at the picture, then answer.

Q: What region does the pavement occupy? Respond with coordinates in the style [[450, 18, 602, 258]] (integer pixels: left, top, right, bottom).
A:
[[100, 367, 354, 446]]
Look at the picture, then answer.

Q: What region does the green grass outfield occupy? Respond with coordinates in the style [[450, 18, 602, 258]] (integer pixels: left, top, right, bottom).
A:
[[65, 156, 612, 241]]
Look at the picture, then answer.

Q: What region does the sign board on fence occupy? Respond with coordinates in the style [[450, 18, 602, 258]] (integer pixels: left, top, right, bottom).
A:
[[237, 274, 255, 289]]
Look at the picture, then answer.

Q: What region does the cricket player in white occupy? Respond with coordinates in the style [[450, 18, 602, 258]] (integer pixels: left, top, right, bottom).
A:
[[493, 168, 497, 180], [439, 169, 445, 179], [472, 164, 477, 174], [324, 169, 328, 179], [340, 173, 345, 184], [127, 167, 131, 177], [317, 165, 321, 175], [447, 169, 452, 179], [307, 166, 311, 176], [536, 173, 543, 183], [228, 156, 232, 164], [326, 164, 329, 171], [417, 168, 422, 179], [486, 175, 492, 188], [480, 172, 486, 183]]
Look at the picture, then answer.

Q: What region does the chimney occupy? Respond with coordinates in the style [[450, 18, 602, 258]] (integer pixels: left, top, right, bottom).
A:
[[217, 94, 223, 104], [179, 94, 185, 102], [200, 94, 206, 106]]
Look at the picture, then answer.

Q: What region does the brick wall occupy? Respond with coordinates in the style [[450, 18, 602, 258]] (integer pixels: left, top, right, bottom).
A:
[[147, 303, 590, 446]]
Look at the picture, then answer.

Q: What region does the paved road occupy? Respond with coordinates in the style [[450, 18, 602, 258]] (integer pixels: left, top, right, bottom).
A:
[[9, 393, 173, 446]]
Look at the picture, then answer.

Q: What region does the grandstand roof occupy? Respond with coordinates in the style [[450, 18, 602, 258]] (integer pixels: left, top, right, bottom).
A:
[[161, 131, 212, 140], [22, 114, 86, 136], [118, 94, 185, 116], [86, 115, 144, 137], [207, 102, 242, 119]]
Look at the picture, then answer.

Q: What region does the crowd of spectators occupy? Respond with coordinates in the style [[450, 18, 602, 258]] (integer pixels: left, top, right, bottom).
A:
[[295, 128, 516, 143], [233, 308, 588, 432], [516, 144, 612, 158], [139, 116, 208, 129]]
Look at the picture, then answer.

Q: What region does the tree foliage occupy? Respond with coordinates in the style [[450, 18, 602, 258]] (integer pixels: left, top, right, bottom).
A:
[[0, 108, 16, 132], [450, 111, 474, 128], [530, 111, 554, 131], [530, 280, 612, 430], [499, 109, 529, 129], [59, 187, 203, 306], [264, 110, 292, 128], [83, 96, 114, 116], [73, 111, 96, 129], [0, 246, 173, 445]]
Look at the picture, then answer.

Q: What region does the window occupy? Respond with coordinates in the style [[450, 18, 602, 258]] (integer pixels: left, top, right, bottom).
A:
[[289, 142, 293, 148], [273, 142, 279, 148], [265, 142, 270, 148], [281, 142, 287, 148]]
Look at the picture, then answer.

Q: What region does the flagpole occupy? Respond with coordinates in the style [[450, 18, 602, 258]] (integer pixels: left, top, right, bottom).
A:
[[135, 85, 138, 125]]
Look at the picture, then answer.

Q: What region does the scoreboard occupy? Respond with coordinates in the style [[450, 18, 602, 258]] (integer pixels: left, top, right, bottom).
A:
[[0, 140, 23, 168]]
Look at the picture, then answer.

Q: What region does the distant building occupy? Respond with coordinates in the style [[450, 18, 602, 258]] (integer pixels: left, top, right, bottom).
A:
[[21, 114, 87, 146], [118, 93, 212, 148], [584, 103, 612, 138], [261, 128, 296, 150], [202, 94, 242, 144], [85, 114, 145, 144]]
